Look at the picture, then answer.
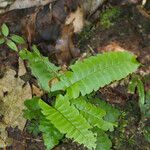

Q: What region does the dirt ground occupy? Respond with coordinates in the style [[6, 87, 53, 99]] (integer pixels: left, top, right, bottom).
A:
[[0, 2, 150, 150]]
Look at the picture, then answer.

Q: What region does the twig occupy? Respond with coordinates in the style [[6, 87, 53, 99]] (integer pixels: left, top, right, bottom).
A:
[[26, 137, 43, 142], [87, 44, 96, 55]]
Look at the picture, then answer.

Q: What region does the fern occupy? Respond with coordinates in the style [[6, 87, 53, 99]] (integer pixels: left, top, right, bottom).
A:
[[1, 24, 141, 149], [22, 50, 139, 149], [128, 75, 145, 111], [39, 95, 97, 149], [71, 97, 115, 131], [51, 51, 140, 99], [20, 45, 60, 91], [129, 76, 150, 144], [24, 97, 63, 149], [39, 119, 64, 150], [143, 91, 150, 118], [87, 97, 120, 125], [94, 128, 112, 150], [143, 91, 150, 143]]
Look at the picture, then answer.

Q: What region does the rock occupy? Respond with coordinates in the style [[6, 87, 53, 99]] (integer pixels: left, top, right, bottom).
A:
[[0, 0, 54, 14], [0, 0, 105, 15]]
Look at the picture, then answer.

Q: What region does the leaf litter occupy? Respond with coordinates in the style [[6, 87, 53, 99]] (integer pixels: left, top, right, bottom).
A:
[[0, 59, 32, 147]]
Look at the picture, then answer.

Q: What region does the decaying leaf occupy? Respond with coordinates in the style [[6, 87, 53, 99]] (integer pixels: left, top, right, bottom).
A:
[[55, 24, 81, 65], [65, 6, 84, 33], [0, 68, 32, 147], [98, 42, 125, 52], [18, 58, 27, 77], [0, 122, 13, 148], [22, 11, 38, 44], [32, 85, 43, 97]]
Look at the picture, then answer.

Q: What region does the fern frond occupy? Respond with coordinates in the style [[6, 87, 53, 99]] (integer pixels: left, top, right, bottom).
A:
[[71, 98, 115, 131], [93, 128, 112, 150], [24, 97, 63, 149], [39, 119, 64, 150], [39, 95, 97, 149], [51, 52, 140, 99], [87, 98, 120, 125], [20, 45, 60, 91], [128, 75, 145, 112]]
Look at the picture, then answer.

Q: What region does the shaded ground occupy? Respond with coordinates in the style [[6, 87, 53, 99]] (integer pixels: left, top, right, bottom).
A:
[[0, 3, 150, 150]]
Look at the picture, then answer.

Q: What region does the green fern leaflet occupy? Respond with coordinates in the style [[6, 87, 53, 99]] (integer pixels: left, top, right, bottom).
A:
[[51, 52, 140, 99], [39, 95, 97, 149], [20, 45, 60, 91], [71, 97, 115, 131]]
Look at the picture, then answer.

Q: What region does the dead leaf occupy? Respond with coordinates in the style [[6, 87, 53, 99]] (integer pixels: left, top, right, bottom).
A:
[[18, 58, 26, 77], [0, 68, 32, 148], [98, 42, 125, 52], [55, 24, 80, 65], [65, 6, 84, 33], [0, 122, 13, 148], [49, 77, 59, 87], [32, 85, 43, 97], [22, 11, 38, 44]]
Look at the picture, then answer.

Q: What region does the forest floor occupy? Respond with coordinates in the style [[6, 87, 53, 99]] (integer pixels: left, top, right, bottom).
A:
[[0, 3, 150, 150]]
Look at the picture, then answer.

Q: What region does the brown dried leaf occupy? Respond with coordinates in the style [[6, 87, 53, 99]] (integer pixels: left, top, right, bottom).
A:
[[98, 42, 125, 53], [18, 58, 26, 76], [65, 6, 84, 33], [49, 77, 59, 87], [22, 11, 38, 44], [32, 85, 43, 97], [0, 68, 32, 148], [55, 24, 74, 65]]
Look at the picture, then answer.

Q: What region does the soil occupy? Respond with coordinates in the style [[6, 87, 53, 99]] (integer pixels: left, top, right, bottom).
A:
[[0, 2, 150, 150]]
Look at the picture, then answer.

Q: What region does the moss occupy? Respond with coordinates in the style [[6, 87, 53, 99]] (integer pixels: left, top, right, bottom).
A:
[[100, 7, 121, 29], [77, 23, 96, 48]]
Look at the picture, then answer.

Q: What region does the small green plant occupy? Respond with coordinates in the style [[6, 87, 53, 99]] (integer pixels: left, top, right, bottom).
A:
[[0, 24, 140, 149], [21, 46, 139, 149], [24, 97, 63, 150], [100, 7, 121, 29], [128, 75, 150, 143], [0, 23, 25, 51]]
